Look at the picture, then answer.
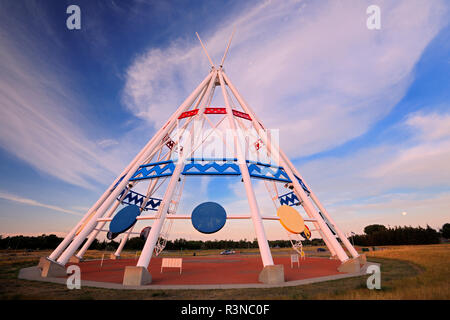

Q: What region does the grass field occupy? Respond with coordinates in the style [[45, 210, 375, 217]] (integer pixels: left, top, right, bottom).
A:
[[0, 244, 448, 299]]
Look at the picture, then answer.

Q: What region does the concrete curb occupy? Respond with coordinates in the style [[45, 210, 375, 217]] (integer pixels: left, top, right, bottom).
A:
[[18, 262, 379, 291]]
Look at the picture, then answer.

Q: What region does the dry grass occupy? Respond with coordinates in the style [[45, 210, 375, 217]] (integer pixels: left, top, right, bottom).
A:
[[0, 244, 448, 299], [316, 244, 450, 299]]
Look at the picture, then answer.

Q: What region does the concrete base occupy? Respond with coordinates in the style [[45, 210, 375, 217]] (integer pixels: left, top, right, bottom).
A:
[[123, 266, 152, 286], [110, 253, 120, 260], [37, 257, 47, 270], [40, 257, 66, 278], [358, 254, 367, 266], [338, 258, 361, 273], [258, 265, 285, 285], [69, 255, 82, 263]]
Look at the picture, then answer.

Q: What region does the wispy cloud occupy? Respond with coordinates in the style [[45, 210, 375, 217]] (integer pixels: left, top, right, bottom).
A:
[[327, 191, 450, 233], [0, 3, 125, 190], [97, 139, 120, 148], [0, 191, 83, 216], [123, 0, 448, 158], [299, 111, 450, 213]]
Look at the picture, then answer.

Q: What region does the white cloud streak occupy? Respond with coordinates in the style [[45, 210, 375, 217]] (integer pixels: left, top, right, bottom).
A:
[[120, 0, 450, 239], [0, 4, 125, 189], [123, 0, 448, 158], [297, 111, 450, 231], [0, 191, 83, 216]]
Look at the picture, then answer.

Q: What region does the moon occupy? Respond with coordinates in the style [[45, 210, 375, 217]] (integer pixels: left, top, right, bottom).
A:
[[402, 211, 407, 216]]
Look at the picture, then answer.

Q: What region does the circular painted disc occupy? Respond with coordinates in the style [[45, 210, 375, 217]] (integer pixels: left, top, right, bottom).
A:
[[191, 202, 227, 234], [140, 226, 152, 241], [109, 205, 140, 234], [301, 225, 311, 240], [106, 231, 120, 240], [277, 205, 305, 234]]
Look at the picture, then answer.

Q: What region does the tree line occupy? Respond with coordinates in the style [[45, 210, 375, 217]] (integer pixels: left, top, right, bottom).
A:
[[0, 234, 324, 251], [348, 224, 448, 246], [1, 223, 448, 251]]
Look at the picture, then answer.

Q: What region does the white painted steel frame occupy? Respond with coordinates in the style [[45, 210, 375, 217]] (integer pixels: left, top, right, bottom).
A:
[[218, 70, 274, 267], [135, 69, 219, 268], [222, 71, 356, 262], [112, 171, 164, 258], [49, 48, 359, 271], [50, 71, 215, 266], [96, 215, 317, 221]]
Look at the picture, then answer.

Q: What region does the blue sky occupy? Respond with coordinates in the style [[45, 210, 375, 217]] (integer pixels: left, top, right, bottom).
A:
[[0, 0, 449, 241]]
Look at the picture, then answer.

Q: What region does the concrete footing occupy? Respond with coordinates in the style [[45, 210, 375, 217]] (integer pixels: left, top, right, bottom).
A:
[[358, 254, 367, 266], [258, 265, 285, 284], [37, 257, 47, 270], [123, 266, 152, 286], [39, 257, 66, 278], [338, 258, 361, 273], [69, 255, 82, 263], [110, 253, 120, 260]]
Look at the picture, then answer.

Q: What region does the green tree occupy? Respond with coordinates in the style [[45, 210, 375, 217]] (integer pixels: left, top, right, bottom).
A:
[[440, 223, 450, 239], [364, 224, 387, 235]]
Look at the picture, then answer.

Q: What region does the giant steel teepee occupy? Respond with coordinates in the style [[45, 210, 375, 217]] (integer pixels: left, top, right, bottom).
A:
[[39, 32, 362, 286]]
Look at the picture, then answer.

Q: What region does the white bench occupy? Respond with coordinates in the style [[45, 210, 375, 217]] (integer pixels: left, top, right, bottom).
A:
[[291, 254, 300, 268], [161, 258, 182, 274]]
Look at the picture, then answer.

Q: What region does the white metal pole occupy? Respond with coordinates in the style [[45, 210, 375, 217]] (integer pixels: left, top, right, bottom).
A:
[[75, 199, 122, 258], [196, 32, 214, 67], [224, 71, 346, 261], [135, 159, 185, 268], [237, 113, 337, 258], [55, 71, 214, 266], [79, 141, 174, 259], [76, 181, 138, 259], [48, 183, 127, 261], [220, 28, 236, 67], [277, 149, 359, 258], [113, 172, 163, 258], [114, 226, 134, 257], [136, 70, 218, 268], [218, 70, 274, 267], [47, 86, 194, 262], [222, 71, 349, 262]]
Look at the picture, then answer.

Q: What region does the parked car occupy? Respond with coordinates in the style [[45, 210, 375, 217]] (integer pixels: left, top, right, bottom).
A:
[[317, 248, 327, 252], [220, 250, 236, 255]]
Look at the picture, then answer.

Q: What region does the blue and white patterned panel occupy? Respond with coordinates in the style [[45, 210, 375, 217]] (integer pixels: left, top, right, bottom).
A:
[[130, 160, 176, 181], [118, 189, 162, 211], [246, 161, 291, 182], [182, 159, 241, 176], [127, 158, 312, 189], [278, 191, 300, 206], [295, 176, 310, 194]]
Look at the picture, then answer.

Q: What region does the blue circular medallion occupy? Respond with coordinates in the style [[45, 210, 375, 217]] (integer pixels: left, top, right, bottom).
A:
[[140, 226, 152, 240], [109, 205, 141, 234], [191, 202, 227, 234], [106, 231, 120, 240]]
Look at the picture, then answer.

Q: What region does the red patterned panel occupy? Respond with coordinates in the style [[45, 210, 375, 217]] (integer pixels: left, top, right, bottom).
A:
[[204, 107, 227, 114], [178, 109, 199, 119], [232, 109, 252, 121]]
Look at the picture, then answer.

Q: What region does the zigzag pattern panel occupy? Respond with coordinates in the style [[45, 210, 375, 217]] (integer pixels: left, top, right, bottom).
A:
[[130, 160, 175, 181], [118, 190, 162, 211], [295, 176, 310, 194], [182, 159, 241, 175], [247, 162, 291, 182], [278, 191, 300, 206]]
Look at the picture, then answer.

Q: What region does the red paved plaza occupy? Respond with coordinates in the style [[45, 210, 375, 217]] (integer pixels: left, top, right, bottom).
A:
[[69, 254, 344, 285]]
